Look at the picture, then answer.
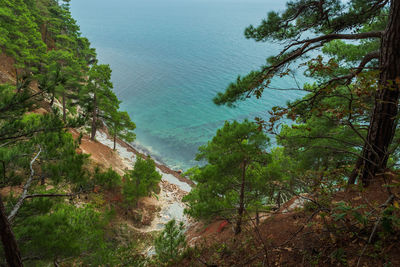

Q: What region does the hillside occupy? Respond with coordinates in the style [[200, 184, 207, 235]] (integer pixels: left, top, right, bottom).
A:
[[0, 0, 193, 265], [1, 0, 400, 266], [180, 178, 400, 266]]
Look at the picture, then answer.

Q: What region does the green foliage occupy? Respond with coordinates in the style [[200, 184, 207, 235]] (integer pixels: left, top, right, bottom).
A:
[[332, 202, 368, 226], [39, 49, 85, 120], [381, 205, 400, 236], [183, 120, 270, 220], [211, 0, 389, 187], [0, 0, 132, 265], [80, 63, 120, 139], [154, 219, 187, 264], [213, 1, 390, 189], [112, 242, 147, 267], [123, 157, 162, 208], [13, 203, 108, 263], [0, 0, 46, 79], [94, 167, 121, 190], [108, 110, 136, 149]]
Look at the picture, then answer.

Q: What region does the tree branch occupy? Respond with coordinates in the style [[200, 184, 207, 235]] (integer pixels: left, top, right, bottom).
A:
[[0, 126, 68, 142], [8, 147, 42, 222], [24, 193, 75, 199], [323, 51, 380, 87], [356, 194, 394, 267], [292, 31, 382, 47]]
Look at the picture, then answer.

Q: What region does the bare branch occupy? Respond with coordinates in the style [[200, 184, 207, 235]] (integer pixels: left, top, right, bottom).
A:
[[356, 195, 394, 267], [0, 126, 68, 142], [8, 147, 42, 222]]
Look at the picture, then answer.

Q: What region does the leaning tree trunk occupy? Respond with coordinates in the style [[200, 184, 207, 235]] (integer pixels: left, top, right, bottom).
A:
[[0, 195, 23, 267], [360, 0, 400, 186], [235, 160, 246, 235], [62, 92, 66, 123], [91, 93, 97, 141]]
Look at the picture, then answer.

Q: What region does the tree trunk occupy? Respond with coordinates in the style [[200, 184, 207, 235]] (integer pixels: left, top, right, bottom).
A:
[[276, 191, 281, 209], [255, 208, 260, 226], [0, 195, 23, 267], [135, 178, 140, 208], [235, 160, 246, 235], [91, 93, 97, 141], [360, 0, 400, 186], [62, 92, 66, 123], [50, 94, 55, 107], [113, 134, 116, 150], [15, 70, 20, 93], [44, 23, 48, 46], [348, 157, 362, 185]]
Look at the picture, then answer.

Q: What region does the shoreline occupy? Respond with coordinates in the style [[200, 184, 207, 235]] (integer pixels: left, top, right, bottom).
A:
[[100, 126, 195, 187]]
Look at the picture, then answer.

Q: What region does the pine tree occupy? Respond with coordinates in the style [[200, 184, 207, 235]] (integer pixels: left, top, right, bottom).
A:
[[40, 50, 84, 121], [0, 0, 46, 87], [0, 1, 115, 264], [80, 64, 119, 140], [123, 157, 162, 208], [154, 219, 186, 264], [183, 120, 270, 234], [213, 0, 399, 186], [108, 110, 136, 150]]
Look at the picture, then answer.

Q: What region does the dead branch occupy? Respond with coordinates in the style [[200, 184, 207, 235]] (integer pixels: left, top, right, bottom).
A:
[[8, 147, 42, 222]]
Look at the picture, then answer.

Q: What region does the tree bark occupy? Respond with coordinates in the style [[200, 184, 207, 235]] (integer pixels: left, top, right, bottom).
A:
[[255, 208, 260, 226], [0, 195, 23, 267], [360, 0, 400, 186], [113, 134, 116, 150], [348, 156, 363, 185], [62, 92, 66, 123], [50, 94, 55, 107], [235, 160, 246, 235], [135, 177, 140, 208], [91, 93, 97, 141]]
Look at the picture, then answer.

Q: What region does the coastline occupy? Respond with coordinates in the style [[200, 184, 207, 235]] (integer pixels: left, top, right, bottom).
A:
[[100, 125, 195, 187]]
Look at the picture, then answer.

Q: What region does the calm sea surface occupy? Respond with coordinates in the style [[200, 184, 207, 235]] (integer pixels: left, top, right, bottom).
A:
[[70, 0, 304, 170]]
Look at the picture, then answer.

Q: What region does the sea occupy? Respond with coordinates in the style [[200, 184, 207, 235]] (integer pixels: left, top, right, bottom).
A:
[[70, 0, 305, 170]]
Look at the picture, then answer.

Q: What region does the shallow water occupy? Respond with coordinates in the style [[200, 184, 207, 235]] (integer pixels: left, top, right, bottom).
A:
[[71, 0, 305, 170]]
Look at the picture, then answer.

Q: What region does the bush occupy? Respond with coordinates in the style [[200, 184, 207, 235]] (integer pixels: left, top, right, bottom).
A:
[[94, 167, 121, 190]]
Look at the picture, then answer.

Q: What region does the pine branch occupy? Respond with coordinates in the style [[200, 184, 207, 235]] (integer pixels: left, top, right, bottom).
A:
[[24, 193, 75, 199]]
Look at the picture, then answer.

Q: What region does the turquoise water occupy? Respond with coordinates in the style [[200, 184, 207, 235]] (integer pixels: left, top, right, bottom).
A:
[[70, 0, 304, 170]]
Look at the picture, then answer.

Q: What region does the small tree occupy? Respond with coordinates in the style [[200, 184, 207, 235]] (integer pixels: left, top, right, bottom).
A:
[[81, 64, 119, 140], [123, 157, 161, 208], [183, 120, 270, 234], [93, 167, 121, 190], [108, 110, 136, 150], [154, 219, 186, 264]]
